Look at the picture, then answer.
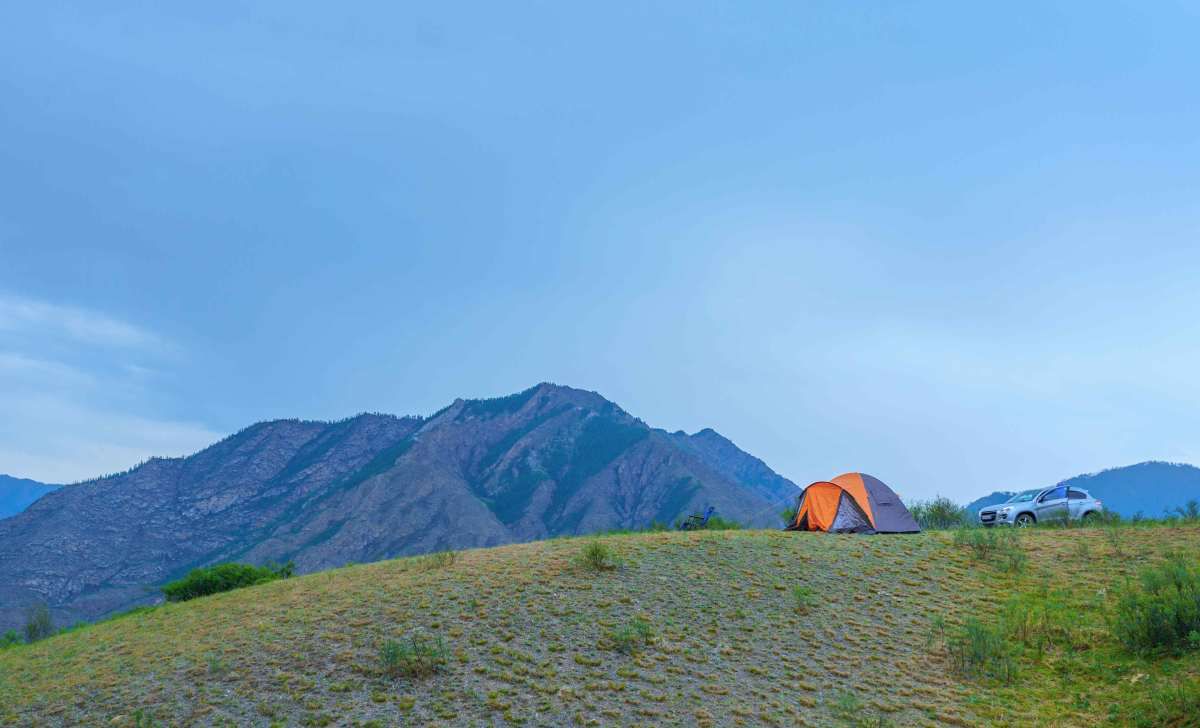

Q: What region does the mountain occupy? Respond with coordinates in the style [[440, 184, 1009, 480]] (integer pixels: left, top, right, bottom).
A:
[[0, 383, 799, 631], [964, 491, 1017, 515], [0, 475, 60, 520], [965, 461, 1200, 517]]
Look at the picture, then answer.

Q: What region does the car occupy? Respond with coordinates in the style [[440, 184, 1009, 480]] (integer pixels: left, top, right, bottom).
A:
[[978, 486, 1103, 527]]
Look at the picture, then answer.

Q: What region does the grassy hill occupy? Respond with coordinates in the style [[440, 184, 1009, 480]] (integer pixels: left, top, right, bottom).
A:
[[2, 526, 1198, 727]]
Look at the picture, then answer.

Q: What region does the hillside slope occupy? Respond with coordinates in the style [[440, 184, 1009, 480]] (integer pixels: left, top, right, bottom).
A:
[[0, 383, 799, 631], [3, 526, 1196, 726], [0, 475, 60, 520]]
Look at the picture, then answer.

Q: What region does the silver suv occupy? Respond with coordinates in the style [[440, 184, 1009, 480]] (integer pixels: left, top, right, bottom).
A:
[[978, 486, 1104, 527]]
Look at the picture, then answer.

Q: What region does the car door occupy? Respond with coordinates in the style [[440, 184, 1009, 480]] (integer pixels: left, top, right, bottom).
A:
[[1036, 486, 1068, 523], [1067, 488, 1089, 520]]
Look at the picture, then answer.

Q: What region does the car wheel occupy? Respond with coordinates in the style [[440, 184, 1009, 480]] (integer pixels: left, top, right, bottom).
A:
[[1082, 511, 1098, 524], [1015, 513, 1035, 528]]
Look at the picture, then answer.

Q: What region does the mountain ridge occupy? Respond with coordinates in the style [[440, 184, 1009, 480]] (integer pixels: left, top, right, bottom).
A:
[[0, 475, 60, 521], [0, 383, 800, 631]]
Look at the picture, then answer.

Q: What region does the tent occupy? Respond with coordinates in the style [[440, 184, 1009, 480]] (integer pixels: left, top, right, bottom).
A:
[[785, 472, 920, 534]]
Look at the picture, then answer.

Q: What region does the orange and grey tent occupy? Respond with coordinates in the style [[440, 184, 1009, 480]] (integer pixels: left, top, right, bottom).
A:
[[785, 472, 920, 534]]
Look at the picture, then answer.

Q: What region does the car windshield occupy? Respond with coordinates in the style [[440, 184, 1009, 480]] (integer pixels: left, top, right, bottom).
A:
[[1005, 490, 1041, 503]]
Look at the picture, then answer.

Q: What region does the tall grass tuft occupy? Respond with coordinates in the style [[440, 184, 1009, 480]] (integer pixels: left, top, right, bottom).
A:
[[945, 618, 1019, 683], [378, 633, 448, 678], [22, 603, 54, 644], [952, 527, 1025, 573], [792, 585, 817, 614], [417, 550, 458, 571], [606, 617, 655, 654], [1111, 553, 1200, 655], [575, 540, 622, 572]]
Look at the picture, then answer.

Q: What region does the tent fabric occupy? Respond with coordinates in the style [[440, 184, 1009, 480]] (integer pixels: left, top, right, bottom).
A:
[[828, 493, 874, 533], [828, 473, 876, 525], [857, 473, 921, 533], [794, 482, 843, 531], [786, 472, 921, 534]]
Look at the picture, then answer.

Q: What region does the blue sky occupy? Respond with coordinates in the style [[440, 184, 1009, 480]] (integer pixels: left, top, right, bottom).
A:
[[2, 2, 1198, 499]]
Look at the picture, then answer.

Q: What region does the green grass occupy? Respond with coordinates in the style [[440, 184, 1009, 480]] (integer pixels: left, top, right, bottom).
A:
[[1, 525, 1197, 726], [378, 633, 447, 678], [1110, 552, 1200, 655]]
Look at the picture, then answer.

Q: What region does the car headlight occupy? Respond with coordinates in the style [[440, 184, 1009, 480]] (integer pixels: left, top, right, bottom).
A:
[[1000, 506, 1013, 513]]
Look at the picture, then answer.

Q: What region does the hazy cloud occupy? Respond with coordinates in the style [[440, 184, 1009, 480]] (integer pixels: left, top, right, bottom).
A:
[[0, 293, 221, 482], [0, 295, 161, 349]]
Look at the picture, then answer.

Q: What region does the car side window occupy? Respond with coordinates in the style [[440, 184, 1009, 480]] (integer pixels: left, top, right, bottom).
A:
[[1068, 489, 1087, 500], [1040, 487, 1066, 502]]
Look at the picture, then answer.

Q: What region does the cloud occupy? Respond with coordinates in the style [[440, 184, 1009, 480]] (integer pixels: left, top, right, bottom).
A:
[[0, 295, 161, 349], [0, 293, 222, 482], [0, 391, 222, 483]]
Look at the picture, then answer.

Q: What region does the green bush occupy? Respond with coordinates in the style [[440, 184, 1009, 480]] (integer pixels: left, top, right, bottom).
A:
[[378, 633, 447, 678], [575, 541, 621, 572], [910, 496, 968, 530], [1111, 554, 1200, 655], [1, 629, 21, 649], [607, 617, 655, 654], [23, 603, 54, 643], [702, 515, 743, 531], [161, 561, 293, 602], [780, 506, 798, 527]]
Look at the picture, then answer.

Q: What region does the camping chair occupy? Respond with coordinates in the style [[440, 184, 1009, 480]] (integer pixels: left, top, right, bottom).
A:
[[680, 506, 716, 531]]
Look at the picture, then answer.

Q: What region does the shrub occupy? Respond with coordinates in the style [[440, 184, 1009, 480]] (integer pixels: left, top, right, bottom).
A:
[[792, 585, 816, 614], [998, 541, 1028, 574], [607, 617, 655, 654], [416, 550, 458, 571], [780, 506, 798, 527], [945, 618, 1018, 683], [378, 633, 447, 678], [575, 541, 621, 572], [910, 496, 968, 530], [1, 629, 21, 649], [1086, 510, 1122, 527], [1107, 678, 1200, 728], [952, 527, 1024, 572], [1001, 588, 1089, 654], [703, 515, 743, 531], [952, 527, 998, 560], [23, 603, 54, 643], [1111, 554, 1200, 655], [162, 562, 292, 602], [1172, 500, 1200, 522]]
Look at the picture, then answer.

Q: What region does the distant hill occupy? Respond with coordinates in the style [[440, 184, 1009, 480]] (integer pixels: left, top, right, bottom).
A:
[[0, 383, 800, 631], [0, 475, 59, 520], [965, 461, 1200, 517]]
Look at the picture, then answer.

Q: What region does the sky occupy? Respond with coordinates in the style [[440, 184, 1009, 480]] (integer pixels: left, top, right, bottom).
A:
[[2, 2, 1199, 500]]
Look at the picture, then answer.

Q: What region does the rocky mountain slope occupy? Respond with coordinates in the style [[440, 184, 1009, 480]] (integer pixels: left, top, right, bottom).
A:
[[965, 461, 1200, 517], [0, 475, 59, 520], [0, 383, 799, 630]]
